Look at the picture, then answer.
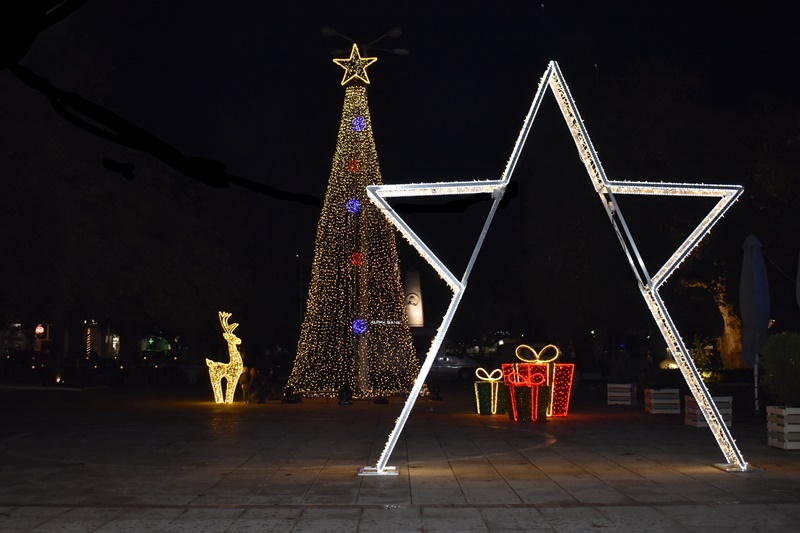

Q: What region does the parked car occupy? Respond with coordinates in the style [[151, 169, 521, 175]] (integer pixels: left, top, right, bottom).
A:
[[412, 330, 478, 380]]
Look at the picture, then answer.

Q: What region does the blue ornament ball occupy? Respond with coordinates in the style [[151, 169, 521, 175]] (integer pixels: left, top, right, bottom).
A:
[[351, 116, 366, 132], [345, 197, 360, 214], [352, 318, 367, 335]]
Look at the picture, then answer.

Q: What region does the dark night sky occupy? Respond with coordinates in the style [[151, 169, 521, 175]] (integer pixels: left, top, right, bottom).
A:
[[2, 1, 799, 357]]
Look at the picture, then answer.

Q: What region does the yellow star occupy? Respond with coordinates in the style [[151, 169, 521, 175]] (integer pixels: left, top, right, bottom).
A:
[[333, 43, 377, 86]]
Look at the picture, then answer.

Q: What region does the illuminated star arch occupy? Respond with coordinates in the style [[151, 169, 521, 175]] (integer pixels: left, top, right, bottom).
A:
[[359, 61, 747, 475]]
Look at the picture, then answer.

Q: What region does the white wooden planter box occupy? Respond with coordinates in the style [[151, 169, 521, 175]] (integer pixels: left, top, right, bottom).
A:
[[607, 383, 637, 405], [767, 406, 800, 450], [685, 395, 732, 428], [645, 388, 680, 414]]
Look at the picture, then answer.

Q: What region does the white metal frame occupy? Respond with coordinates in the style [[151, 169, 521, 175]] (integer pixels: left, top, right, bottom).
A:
[[359, 61, 746, 475]]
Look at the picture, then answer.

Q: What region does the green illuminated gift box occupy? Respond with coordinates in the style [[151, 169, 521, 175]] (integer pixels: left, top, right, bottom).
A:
[[473, 368, 509, 415]]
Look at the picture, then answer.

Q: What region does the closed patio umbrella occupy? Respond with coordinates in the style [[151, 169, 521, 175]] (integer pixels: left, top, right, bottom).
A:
[[739, 234, 770, 412], [740, 235, 770, 366]]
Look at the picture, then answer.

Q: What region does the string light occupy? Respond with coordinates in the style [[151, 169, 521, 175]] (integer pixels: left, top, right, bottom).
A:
[[515, 344, 560, 363], [514, 344, 575, 417], [474, 368, 504, 415], [205, 312, 244, 404], [333, 43, 377, 86], [550, 364, 574, 417], [546, 63, 745, 470], [362, 60, 747, 474], [502, 362, 548, 421], [288, 61, 421, 400]]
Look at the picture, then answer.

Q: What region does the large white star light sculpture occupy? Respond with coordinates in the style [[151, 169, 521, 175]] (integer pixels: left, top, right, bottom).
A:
[[359, 61, 747, 476]]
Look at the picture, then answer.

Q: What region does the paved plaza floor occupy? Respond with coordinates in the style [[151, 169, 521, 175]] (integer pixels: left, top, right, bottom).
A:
[[1, 380, 799, 532]]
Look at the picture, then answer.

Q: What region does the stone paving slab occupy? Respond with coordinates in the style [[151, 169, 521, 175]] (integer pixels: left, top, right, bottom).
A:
[[1, 383, 799, 531]]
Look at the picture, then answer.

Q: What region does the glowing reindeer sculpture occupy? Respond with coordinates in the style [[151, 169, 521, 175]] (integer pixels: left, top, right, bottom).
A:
[[206, 311, 244, 404]]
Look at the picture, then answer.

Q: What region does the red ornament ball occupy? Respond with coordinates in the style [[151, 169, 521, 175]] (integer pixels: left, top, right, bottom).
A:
[[347, 159, 359, 173], [350, 252, 364, 266]]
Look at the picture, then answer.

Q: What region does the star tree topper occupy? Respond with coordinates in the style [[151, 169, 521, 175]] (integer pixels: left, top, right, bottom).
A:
[[359, 61, 747, 476], [333, 43, 377, 85]]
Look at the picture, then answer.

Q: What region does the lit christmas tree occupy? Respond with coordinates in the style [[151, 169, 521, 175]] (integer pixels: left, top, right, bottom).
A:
[[287, 44, 421, 398]]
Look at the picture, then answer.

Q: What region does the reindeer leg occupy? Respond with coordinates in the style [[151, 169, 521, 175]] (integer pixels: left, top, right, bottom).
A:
[[224, 376, 233, 404]]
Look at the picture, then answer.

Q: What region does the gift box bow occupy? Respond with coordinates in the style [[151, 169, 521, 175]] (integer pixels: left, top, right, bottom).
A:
[[506, 366, 547, 387], [515, 343, 561, 363], [475, 367, 503, 382]]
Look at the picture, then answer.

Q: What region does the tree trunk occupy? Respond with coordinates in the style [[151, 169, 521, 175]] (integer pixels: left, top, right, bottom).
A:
[[715, 300, 745, 369], [681, 279, 745, 369]]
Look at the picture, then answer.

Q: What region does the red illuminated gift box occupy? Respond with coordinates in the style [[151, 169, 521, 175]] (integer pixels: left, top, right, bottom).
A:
[[502, 344, 575, 421], [502, 362, 548, 421]]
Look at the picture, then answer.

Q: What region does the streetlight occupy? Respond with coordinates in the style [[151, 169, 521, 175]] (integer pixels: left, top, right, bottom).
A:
[[321, 26, 409, 56]]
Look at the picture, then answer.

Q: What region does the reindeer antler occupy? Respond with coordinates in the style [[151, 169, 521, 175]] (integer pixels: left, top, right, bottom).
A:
[[218, 311, 239, 334]]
